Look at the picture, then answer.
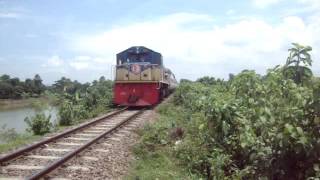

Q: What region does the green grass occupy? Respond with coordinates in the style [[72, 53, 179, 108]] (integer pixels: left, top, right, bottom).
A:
[[126, 101, 200, 180], [127, 149, 193, 180], [0, 95, 59, 111], [0, 134, 41, 153]]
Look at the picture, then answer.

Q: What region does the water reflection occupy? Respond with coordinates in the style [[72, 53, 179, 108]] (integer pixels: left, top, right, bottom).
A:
[[0, 106, 58, 133]]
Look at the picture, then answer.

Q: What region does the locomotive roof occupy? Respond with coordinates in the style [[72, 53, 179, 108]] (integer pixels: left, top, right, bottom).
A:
[[117, 46, 161, 56]]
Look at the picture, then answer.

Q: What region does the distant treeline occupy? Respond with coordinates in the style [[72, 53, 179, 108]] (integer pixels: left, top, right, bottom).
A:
[[0, 74, 111, 99], [0, 74, 45, 99]]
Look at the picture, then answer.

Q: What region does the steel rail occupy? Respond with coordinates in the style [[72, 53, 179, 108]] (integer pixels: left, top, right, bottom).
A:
[[0, 107, 128, 163], [27, 109, 144, 180]]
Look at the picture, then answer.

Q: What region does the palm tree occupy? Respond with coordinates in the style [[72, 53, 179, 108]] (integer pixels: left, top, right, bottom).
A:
[[284, 43, 313, 84]]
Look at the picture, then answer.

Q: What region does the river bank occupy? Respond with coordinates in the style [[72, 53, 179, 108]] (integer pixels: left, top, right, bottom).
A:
[[0, 96, 56, 110], [0, 106, 58, 133], [0, 96, 59, 134], [0, 105, 113, 153]]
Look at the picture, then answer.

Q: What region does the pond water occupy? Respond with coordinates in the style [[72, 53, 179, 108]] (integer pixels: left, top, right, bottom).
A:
[[0, 106, 58, 133]]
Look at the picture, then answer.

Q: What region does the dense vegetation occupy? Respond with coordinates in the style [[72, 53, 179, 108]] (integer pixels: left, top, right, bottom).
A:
[[130, 43, 320, 179], [57, 76, 113, 126], [23, 76, 114, 135], [0, 74, 114, 138], [0, 74, 45, 99]]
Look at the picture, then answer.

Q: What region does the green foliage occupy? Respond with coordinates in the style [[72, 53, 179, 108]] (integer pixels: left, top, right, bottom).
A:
[[58, 100, 74, 126], [284, 43, 313, 85], [57, 76, 113, 126], [50, 77, 89, 94], [180, 78, 192, 83], [0, 74, 45, 99], [286, 43, 312, 67], [0, 124, 41, 153], [127, 43, 319, 179], [0, 133, 40, 153], [170, 67, 320, 179], [127, 103, 200, 179], [197, 76, 225, 86], [24, 113, 53, 135], [30, 100, 49, 112], [134, 44, 319, 179], [0, 125, 19, 143], [127, 149, 195, 180], [313, 77, 320, 117]]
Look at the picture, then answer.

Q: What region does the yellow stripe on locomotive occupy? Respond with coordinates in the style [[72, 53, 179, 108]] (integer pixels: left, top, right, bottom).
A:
[[113, 46, 177, 106]]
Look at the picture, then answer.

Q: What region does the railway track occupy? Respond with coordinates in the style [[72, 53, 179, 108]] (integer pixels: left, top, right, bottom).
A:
[[0, 108, 145, 179]]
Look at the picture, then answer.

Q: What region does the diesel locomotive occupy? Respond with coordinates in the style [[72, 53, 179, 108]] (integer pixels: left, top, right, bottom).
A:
[[113, 46, 177, 106]]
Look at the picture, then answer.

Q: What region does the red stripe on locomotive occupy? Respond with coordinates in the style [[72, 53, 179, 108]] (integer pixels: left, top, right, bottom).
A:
[[113, 83, 160, 106]]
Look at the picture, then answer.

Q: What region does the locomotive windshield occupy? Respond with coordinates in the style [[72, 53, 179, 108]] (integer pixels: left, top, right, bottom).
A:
[[117, 46, 163, 66], [125, 53, 149, 64]]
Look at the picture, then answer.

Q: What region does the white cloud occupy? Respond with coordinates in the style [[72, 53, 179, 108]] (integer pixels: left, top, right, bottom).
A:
[[43, 55, 64, 67], [0, 12, 21, 19], [68, 56, 112, 70], [252, 0, 281, 8], [69, 56, 90, 70], [297, 0, 320, 11], [69, 61, 89, 70], [295, 0, 320, 12], [42, 55, 112, 71], [70, 12, 320, 79], [284, 0, 320, 15]]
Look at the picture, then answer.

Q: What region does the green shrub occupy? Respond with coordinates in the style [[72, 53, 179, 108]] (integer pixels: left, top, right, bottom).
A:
[[170, 68, 320, 179], [0, 125, 19, 143], [129, 44, 319, 179], [58, 101, 74, 126], [24, 113, 52, 135], [56, 78, 113, 126]]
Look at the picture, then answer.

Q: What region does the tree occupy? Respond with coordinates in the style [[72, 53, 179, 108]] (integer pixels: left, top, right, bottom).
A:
[[24, 78, 34, 94], [180, 79, 192, 83], [197, 76, 216, 85], [99, 76, 106, 83], [228, 73, 235, 81], [0, 75, 23, 98], [53, 77, 72, 93], [92, 80, 98, 86], [284, 43, 313, 84], [0, 74, 10, 82], [34, 74, 42, 87], [0, 82, 13, 98], [9, 77, 20, 86], [33, 74, 44, 94]]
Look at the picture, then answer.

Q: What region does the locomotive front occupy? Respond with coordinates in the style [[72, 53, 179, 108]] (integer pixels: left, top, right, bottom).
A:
[[113, 46, 177, 106]]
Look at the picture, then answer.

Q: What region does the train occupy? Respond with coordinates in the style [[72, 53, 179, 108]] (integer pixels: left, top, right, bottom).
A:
[[113, 46, 178, 106]]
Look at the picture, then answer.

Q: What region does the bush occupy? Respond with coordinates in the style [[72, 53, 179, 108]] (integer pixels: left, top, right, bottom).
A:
[[58, 101, 74, 126], [57, 78, 113, 126], [133, 67, 320, 179], [24, 113, 52, 135], [170, 68, 320, 179], [0, 125, 19, 143], [129, 44, 320, 179]]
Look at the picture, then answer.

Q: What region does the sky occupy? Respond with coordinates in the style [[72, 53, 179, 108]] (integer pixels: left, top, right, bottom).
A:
[[0, 0, 319, 84]]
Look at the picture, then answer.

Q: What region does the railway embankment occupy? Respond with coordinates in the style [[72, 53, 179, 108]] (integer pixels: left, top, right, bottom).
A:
[[0, 106, 113, 153], [0, 108, 156, 179], [126, 98, 194, 179]]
